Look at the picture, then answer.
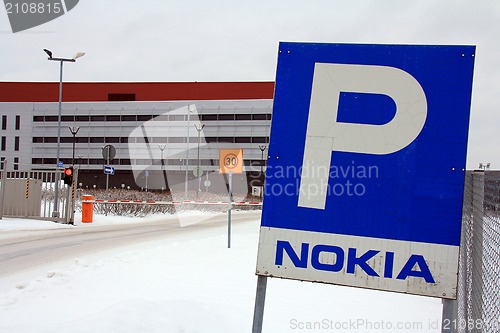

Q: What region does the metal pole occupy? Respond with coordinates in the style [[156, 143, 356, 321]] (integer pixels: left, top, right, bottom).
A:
[[470, 171, 484, 329], [69, 126, 79, 166], [441, 299, 458, 333], [52, 60, 63, 218], [251, 275, 268, 333], [184, 106, 190, 199], [228, 171, 232, 248], [46, 50, 84, 218], [0, 160, 7, 219], [72, 133, 76, 166], [106, 146, 110, 191], [105, 147, 110, 217], [195, 124, 204, 197], [159, 145, 166, 171], [259, 145, 266, 199]]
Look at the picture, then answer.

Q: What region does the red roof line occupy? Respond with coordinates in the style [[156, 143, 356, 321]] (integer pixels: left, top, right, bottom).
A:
[[0, 81, 275, 102]]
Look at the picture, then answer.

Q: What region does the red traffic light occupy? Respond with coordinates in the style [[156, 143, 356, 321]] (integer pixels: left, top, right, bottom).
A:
[[63, 167, 74, 186]]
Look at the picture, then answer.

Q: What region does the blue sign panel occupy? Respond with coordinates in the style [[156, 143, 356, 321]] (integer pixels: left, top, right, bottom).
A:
[[104, 165, 115, 175], [256, 43, 475, 298]]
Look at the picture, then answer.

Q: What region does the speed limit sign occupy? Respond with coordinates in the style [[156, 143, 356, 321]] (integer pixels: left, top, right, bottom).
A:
[[219, 149, 243, 174]]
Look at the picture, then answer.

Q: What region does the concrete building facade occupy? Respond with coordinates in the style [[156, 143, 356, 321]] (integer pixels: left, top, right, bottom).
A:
[[0, 82, 274, 193]]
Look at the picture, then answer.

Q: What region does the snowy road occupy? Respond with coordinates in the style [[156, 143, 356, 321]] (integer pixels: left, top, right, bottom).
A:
[[0, 211, 260, 290], [0, 211, 443, 333]]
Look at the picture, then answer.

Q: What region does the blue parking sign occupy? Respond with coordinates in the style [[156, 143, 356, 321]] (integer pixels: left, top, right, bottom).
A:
[[256, 43, 475, 298]]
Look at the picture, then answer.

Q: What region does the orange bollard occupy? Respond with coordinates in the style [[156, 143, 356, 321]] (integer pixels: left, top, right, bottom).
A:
[[82, 195, 94, 223]]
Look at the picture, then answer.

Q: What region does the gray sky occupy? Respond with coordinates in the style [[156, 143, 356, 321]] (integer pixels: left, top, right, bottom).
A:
[[0, 0, 498, 169]]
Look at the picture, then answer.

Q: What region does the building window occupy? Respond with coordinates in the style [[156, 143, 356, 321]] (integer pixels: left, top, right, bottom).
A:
[[14, 137, 19, 151], [108, 93, 136, 101], [1, 136, 5, 151], [61, 116, 75, 122], [169, 115, 185, 121], [44, 137, 57, 143], [218, 137, 235, 143], [168, 137, 185, 144], [107, 115, 120, 122], [90, 115, 105, 121], [105, 137, 120, 143], [218, 114, 234, 121], [137, 115, 153, 122], [15, 115, 20, 130], [235, 114, 252, 121], [121, 115, 136, 122], [90, 137, 105, 143], [252, 137, 269, 143], [252, 114, 268, 121], [235, 137, 251, 143], [1, 115, 6, 130], [75, 115, 90, 122], [201, 114, 218, 121], [13, 157, 18, 170]]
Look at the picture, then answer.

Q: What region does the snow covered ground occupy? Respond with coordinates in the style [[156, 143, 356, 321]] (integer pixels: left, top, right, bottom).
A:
[[0, 211, 443, 333]]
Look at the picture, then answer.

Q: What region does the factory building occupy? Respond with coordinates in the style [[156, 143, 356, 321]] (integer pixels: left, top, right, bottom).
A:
[[0, 82, 274, 193]]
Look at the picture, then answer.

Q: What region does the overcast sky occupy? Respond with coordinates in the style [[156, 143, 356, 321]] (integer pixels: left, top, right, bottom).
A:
[[0, 0, 498, 169]]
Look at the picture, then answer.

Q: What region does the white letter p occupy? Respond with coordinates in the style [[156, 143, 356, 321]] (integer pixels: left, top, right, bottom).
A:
[[298, 63, 427, 210]]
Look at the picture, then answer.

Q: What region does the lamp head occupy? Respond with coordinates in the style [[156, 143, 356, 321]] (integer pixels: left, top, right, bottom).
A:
[[43, 48, 52, 58], [73, 52, 86, 60]]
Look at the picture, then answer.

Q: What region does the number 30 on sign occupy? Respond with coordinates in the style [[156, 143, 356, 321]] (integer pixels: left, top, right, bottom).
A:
[[219, 149, 243, 174]]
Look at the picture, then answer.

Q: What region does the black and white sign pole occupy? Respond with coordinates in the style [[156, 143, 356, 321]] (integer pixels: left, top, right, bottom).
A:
[[251, 275, 268, 333], [228, 170, 232, 248], [106, 147, 110, 191]]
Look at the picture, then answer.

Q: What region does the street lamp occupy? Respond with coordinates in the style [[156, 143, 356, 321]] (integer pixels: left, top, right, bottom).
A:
[[158, 145, 166, 171], [194, 123, 205, 196], [184, 105, 193, 199], [44, 48, 85, 218], [259, 145, 267, 198], [479, 163, 491, 171], [69, 126, 80, 166]]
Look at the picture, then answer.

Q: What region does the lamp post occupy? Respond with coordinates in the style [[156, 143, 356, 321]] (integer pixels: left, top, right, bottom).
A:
[[44, 49, 85, 218], [194, 124, 205, 196], [158, 145, 166, 170], [184, 105, 192, 199], [69, 126, 80, 166], [479, 163, 491, 171], [259, 145, 267, 198], [77, 155, 83, 169]]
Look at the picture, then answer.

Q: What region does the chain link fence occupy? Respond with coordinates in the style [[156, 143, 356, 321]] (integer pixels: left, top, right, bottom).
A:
[[455, 171, 499, 332]]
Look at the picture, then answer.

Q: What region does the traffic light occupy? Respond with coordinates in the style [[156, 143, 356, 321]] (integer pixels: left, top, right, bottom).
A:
[[63, 167, 73, 186]]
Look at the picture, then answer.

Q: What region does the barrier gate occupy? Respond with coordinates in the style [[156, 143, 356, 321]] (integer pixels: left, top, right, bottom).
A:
[[0, 161, 78, 224]]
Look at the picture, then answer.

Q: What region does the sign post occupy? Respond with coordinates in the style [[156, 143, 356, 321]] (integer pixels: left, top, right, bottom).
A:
[[219, 149, 243, 248], [252, 42, 475, 331], [102, 144, 116, 191]]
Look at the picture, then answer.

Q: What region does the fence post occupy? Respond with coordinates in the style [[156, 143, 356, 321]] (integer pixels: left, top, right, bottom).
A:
[[470, 171, 484, 332], [70, 167, 78, 224], [441, 298, 458, 333], [0, 160, 6, 219]]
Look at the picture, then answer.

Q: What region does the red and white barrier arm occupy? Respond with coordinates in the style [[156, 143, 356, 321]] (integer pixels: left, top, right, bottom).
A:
[[82, 199, 262, 206]]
